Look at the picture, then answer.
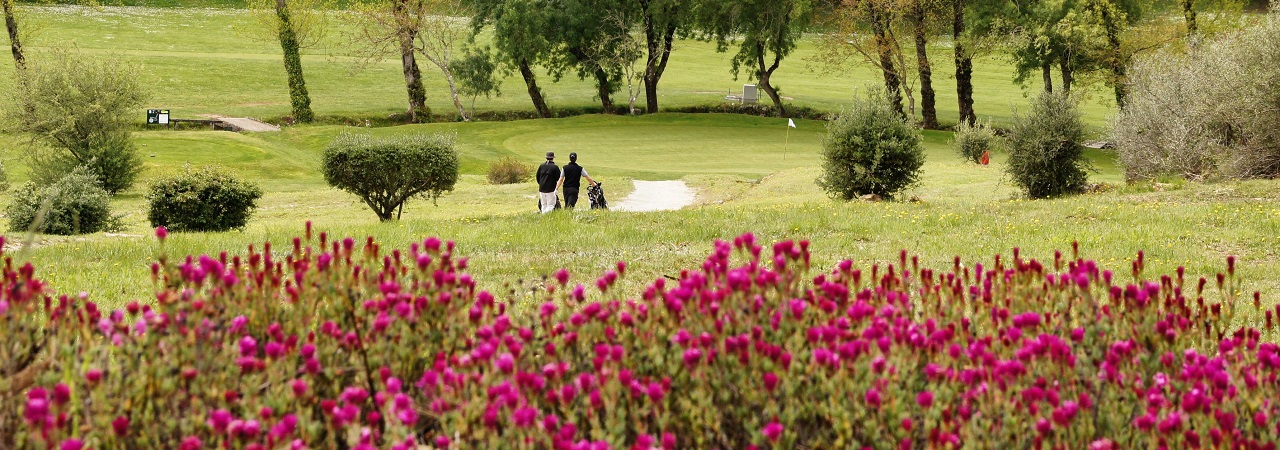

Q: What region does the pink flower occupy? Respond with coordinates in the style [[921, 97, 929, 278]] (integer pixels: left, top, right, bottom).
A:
[[155, 226, 168, 241], [434, 436, 451, 448], [762, 421, 784, 442], [682, 348, 703, 369], [763, 372, 780, 393], [180, 437, 202, 450], [52, 383, 71, 405], [513, 407, 537, 428], [496, 352, 516, 373], [112, 415, 130, 436], [84, 368, 103, 384], [662, 433, 676, 449], [208, 409, 233, 433], [60, 439, 84, 450], [238, 336, 257, 357], [865, 388, 882, 409], [291, 379, 308, 397], [916, 391, 934, 409], [554, 268, 570, 285]]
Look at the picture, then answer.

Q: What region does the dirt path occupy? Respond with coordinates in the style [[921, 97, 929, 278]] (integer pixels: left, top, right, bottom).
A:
[[216, 117, 281, 132], [613, 180, 696, 212]]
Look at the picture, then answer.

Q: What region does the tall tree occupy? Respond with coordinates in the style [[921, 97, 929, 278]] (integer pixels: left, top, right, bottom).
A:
[[274, 0, 314, 122], [695, 0, 814, 117], [811, 0, 909, 118], [545, 0, 631, 114], [392, 0, 429, 122], [636, 0, 683, 113], [350, 0, 432, 122], [413, 0, 473, 121], [908, 0, 942, 129], [467, 0, 554, 117], [952, 0, 975, 124], [2, 0, 22, 71], [248, 0, 328, 122]]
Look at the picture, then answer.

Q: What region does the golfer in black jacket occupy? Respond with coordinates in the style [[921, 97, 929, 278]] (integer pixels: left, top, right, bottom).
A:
[[557, 152, 597, 209], [536, 151, 560, 214]]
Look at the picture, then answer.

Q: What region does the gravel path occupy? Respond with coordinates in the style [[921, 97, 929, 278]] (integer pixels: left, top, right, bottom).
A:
[[613, 180, 696, 212]]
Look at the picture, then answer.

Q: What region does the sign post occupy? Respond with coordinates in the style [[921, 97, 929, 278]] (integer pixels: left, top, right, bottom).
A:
[[147, 109, 170, 126]]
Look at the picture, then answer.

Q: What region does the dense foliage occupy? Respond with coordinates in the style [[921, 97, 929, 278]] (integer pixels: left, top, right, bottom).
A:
[[487, 156, 532, 185], [6, 225, 1279, 449], [952, 120, 1001, 164], [146, 165, 264, 232], [4, 50, 145, 195], [1113, 13, 1280, 182], [322, 132, 459, 221], [818, 93, 925, 200], [5, 167, 113, 235], [1006, 92, 1089, 199]]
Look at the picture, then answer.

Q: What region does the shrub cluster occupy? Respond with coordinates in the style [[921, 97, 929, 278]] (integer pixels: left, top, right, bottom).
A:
[[952, 120, 1001, 164], [323, 132, 459, 221], [818, 92, 925, 200], [9, 224, 1280, 449], [5, 167, 113, 235], [6, 50, 146, 195], [1006, 92, 1089, 199], [487, 156, 532, 185], [146, 165, 264, 232], [1113, 14, 1280, 181]]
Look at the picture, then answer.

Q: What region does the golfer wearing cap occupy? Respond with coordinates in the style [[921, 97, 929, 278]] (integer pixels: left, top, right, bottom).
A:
[[557, 152, 597, 210], [536, 151, 561, 214]]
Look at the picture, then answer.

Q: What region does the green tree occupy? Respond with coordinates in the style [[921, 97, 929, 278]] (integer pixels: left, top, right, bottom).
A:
[[1006, 91, 1088, 198], [323, 133, 459, 221], [634, 0, 685, 113], [247, 0, 329, 122], [5, 50, 146, 194], [466, 0, 555, 117], [953, 0, 976, 124], [694, 0, 814, 117], [818, 91, 925, 200]]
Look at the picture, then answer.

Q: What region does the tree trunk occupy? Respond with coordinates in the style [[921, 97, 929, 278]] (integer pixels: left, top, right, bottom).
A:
[[442, 65, 469, 121], [1042, 63, 1053, 93], [642, 5, 676, 114], [1181, 0, 1197, 36], [1097, 0, 1127, 107], [870, 4, 905, 118], [953, 0, 975, 125], [755, 42, 787, 117], [275, 0, 314, 123], [393, 0, 428, 123], [912, 3, 939, 129], [2, 0, 23, 71], [593, 66, 615, 114], [1059, 58, 1073, 94], [519, 59, 552, 118]]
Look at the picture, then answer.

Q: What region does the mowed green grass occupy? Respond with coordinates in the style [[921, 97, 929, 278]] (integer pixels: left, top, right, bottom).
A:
[[1, 6, 1276, 319]]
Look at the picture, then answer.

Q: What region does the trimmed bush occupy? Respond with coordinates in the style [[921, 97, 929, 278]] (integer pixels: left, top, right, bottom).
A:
[[5, 166, 112, 235], [146, 165, 264, 232], [1006, 91, 1089, 199], [487, 156, 532, 185], [951, 120, 1001, 164], [323, 132, 459, 221], [817, 92, 924, 200]]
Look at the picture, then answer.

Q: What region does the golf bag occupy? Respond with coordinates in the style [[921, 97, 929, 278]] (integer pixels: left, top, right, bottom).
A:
[[588, 183, 608, 210]]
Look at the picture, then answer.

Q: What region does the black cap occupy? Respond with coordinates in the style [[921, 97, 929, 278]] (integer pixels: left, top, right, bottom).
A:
[[545, 151, 555, 160], [569, 152, 578, 161]]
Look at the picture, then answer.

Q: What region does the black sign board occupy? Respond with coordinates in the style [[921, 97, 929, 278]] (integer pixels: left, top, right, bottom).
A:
[[147, 109, 170, 125]]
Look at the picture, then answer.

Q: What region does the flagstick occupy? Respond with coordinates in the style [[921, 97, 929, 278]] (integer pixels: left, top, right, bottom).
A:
[[784, 125, 791, 161]]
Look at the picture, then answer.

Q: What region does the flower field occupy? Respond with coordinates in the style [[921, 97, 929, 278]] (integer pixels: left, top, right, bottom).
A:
[[3, 224, 1278, 449]]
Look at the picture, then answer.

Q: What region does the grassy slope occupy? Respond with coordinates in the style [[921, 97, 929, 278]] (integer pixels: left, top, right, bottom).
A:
[[0, 7, 1275, 316]]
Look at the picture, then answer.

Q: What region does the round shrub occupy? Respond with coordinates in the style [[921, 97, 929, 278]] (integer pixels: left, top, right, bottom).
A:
[[146, 165, 264, 232], [6, 166, 112, 235], [487, 156, 532, 185], [817, 92, 925, 200], [1006, 91, 1089, 199], [951, 120, 1001, 164], [323, 132, 459, 221]]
